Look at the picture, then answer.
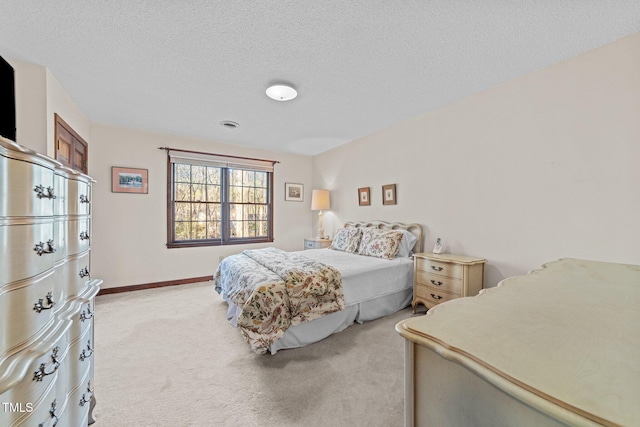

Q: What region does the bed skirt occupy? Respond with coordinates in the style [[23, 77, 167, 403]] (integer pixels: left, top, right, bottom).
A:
[[268, 287, 413, 354]]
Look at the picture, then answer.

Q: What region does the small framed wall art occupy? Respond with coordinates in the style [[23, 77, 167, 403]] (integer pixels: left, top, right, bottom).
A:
[[285, 182, 304, 201], [111, 166, 148, 194], [382, 184, 397, 205], [358, 187, 371, 206]]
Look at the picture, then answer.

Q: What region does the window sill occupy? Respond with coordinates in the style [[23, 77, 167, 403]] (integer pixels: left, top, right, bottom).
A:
[[167, 238, 274, 249]]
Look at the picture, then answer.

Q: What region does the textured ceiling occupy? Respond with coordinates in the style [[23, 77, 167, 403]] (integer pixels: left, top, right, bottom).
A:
[[1, 2, 639, 155]]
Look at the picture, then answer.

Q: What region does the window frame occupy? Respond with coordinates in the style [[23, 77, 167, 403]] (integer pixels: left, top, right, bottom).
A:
[[165, 152, 275, 248]]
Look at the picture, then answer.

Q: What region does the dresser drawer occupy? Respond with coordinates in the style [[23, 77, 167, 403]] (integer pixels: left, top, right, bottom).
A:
[[0, 154, 55, 218], [53, 173, 68, 217], [55, 174, 92, 216], [55, 252, 92, 299], [416, 271, 462, 294], [53, 217, 90, 262], [0, 333, 69, 413], [12, 377, 68, 427], [0, 271, 59, 356], [0, 353, 70, 427], [0, 220, 56, 285], [67, 218, 91, 256], [53, 218, 67, 262], [57, 369, 92, 427], [416, 258, 463, 280], [73, 299, 96, 338], [67, 178, 91, 216], [67, 321, 93, 391], [415, 285, 459, 307]]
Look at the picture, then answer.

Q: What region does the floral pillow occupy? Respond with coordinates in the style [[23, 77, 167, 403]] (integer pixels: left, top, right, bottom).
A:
[[330, 227, 362, 253], [357, 229, 403, 260]]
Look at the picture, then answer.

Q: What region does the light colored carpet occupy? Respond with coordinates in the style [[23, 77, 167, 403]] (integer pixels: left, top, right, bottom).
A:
[[92, 282, 420, 426]]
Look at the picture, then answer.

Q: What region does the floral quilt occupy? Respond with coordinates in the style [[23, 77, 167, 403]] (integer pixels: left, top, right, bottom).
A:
[[214, 247, 344, 354]]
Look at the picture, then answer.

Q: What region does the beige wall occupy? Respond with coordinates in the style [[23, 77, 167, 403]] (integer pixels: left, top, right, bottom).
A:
[[313, 32, 640, 287], [7, 58, 48, 154], [45, 68, 91, 158], [6, 57, 91, 159], [89, 124, 313, 289]]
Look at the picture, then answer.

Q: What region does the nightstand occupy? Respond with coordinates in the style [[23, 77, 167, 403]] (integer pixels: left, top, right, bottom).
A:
[[412, 252, 486, 312], [304, 238, 332, 250]]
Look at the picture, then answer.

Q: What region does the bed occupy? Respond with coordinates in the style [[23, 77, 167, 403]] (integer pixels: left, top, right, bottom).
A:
[[395, 258, 640, 426], [214, 221, 423, 354]]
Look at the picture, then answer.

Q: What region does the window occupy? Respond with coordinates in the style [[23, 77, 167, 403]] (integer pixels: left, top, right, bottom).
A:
[[165, 149, 275, 248]]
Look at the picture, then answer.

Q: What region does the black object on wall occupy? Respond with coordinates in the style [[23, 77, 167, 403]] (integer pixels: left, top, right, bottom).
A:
[[0, 55, 16, 142]]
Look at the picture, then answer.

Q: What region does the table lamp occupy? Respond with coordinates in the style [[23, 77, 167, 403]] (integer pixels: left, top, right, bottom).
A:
[[311, 189, 330, 239]]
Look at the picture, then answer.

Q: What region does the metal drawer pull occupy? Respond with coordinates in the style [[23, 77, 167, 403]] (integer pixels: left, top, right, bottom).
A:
[[33, 346, 60, 381], [80, 230, 90, 240], [80, 304, 94, 322], [34, 291, 56, 313], [80, 194, 90, 204], [34, 239, 56, 256], [79, 266, 90, 278], [38, 399, 59, 427], [430, 293, 443, 300], [34, 185, 56, 199], [80, 339, 94, 361], [430, 265, 444, 272], [79, 384, 93, 407], [430, 279, 443, 286]]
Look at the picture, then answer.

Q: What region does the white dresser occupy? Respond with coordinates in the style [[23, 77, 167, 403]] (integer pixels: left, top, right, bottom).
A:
[[397, 258, 640, 427], [0, 137, 102, 426]]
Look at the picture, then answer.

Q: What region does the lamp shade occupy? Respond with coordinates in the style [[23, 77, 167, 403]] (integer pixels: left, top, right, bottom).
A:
[[311, 189, 330, 211]]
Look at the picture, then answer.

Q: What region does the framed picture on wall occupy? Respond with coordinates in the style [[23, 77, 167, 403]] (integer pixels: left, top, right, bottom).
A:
[[111, 166, 148, 194], [285, 182, 304, 201], [382, 184, 396, 205], [358, 187, 370, 206]]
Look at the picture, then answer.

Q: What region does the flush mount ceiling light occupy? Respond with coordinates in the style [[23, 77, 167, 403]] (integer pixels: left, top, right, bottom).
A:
[[266, 84, 297, 101]]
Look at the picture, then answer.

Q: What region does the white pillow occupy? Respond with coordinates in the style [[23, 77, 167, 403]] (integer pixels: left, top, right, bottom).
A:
[[395, 229, 418, 257]]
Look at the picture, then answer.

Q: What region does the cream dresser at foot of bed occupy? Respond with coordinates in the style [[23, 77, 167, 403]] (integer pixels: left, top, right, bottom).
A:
[[412, 252, 485, 312], [397, 258, 640, 426], [0, 137, 102, 426]]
